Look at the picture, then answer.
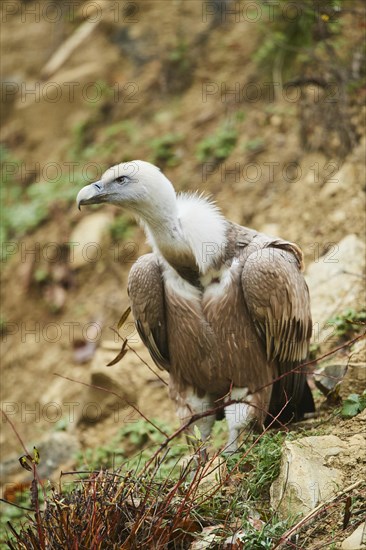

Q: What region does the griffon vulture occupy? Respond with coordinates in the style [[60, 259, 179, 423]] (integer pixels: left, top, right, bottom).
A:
[[77, 160, 314, 452]]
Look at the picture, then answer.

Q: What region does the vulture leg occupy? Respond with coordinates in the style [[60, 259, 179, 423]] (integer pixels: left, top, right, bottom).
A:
[[223, 388, 258, 454], [170, 382, 216, 461]]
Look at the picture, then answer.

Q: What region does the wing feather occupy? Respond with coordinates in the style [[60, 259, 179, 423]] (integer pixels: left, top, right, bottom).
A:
[[241, 244, 313, 417], [242, 246, 312, 363], [128, 253, 170, 371]]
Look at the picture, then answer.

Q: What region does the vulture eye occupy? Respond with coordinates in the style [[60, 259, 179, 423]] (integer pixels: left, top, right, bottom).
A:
[[115, 176, 128, 184]]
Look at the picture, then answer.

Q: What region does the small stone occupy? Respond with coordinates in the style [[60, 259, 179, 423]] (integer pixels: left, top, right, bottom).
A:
[[341, 522, 366, 549], [314, 362, 348, 395], [270, 114, 282, 127], [330, 209, 347, 223]]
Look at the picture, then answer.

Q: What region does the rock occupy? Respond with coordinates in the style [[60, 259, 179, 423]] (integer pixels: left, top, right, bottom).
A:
[[270, 114, 282, 127], [314, 362, 348, 396], [270, 435, 346, 518], [341, 362, 366, 398], [0, 431, 80, 486], [340, 339, 366, 397], [350, 339, 366, 363], [314, 329, 365, 400], [69, 212, 113, 269], [76, 339, 138, 425], [196, 456, 227, 495], [260, 223, 280, 238], [341, 522, 366, 549], [76, 337, 172, 426], [346, 434, 366, 463], [321, 162, 355, 197], [329, 209, 347, 224], [190, 526, 223, 549], [305, 234, 365, 345], [35, 431, 80, 478], [339, 339, 366, 397]]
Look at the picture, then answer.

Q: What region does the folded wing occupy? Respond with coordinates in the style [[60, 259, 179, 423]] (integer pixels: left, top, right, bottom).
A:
[[241, 245, 314, 421], [128, 253, 170, 371]]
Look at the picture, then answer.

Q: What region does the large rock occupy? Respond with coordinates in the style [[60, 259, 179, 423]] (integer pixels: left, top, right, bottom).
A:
[[76, 337, 172, 426], [76, 339, 139, 425], [271, 432, 366, 519], [321, 161, 362, 198], [69, 212, 113, 269], [305, 234, 365, 346], [1, 431, 80, 488], [270, 435, 346, 518]]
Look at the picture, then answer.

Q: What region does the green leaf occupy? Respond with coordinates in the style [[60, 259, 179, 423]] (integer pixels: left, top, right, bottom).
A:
[[19, 454, 33, 472], [32, 446, 40, 465], [193, 425, 202, 441], [341, 394, 362, 417]]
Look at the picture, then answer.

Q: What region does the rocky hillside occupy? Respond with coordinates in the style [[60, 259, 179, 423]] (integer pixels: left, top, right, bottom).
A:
[[1, 1, 365, 548]]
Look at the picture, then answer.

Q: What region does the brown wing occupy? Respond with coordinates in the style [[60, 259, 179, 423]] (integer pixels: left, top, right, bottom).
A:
[[241, 245, 314, 419], [127, 253, 170, 371]]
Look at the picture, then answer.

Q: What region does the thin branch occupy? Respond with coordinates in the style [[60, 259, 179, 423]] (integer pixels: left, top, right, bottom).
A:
[[0, 498, 34, 512], [1, 410, 46, 549], [1, 410, 31, 457]]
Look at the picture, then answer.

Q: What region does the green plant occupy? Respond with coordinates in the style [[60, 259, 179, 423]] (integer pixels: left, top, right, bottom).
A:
[[117, 418, 168, 450], [233, 515, 291, 549], [0, 489, 32, 547], [76, 419, 188, 478], [69, 119, 114, 163], [341, 391, 366, 418], [0, 146, 91, 259], [231, 432, 285, 500], [245, 137, 265, 153], [168, 40, 190, 68], [309, 342, 320, 360], [253, 0, 343, 81], [148, 133, 182, 167], [327, 309, 366, 341], [196, 124, 238, 165], [161, 39, 195, 93], [109, 215, 133, 242]]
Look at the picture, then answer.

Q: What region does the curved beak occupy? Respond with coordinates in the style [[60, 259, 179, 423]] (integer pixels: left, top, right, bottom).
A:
[[76, 181, 103, 210]]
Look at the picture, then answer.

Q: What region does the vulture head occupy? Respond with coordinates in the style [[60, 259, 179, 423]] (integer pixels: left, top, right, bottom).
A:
[[76, 160, 226, 272], [77, 160, 178, 225]]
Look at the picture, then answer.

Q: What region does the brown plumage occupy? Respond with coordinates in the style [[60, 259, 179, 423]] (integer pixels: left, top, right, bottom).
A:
[[77, 160, 315, 451]]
